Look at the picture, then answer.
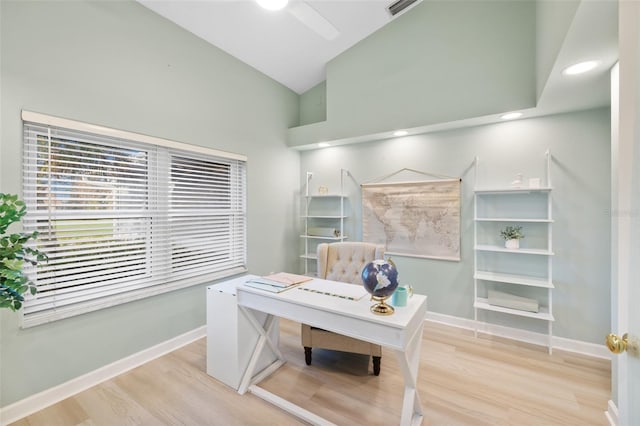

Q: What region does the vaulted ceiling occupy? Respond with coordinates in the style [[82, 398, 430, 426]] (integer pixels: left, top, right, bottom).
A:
[[138, 0, 406, 94], [137, 0, 618, 147]]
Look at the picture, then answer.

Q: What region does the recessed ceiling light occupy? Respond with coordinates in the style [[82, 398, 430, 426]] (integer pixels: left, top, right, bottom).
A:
[[317, 142, 330, 148], [393, 130, 408, 137], [500, 112, 523, 120], [563, 60, 599, 76], [255, 0, 288, 11]]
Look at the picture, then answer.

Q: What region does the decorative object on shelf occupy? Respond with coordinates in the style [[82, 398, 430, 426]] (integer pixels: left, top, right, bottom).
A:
[[361, 258, 399, 315], [487, 289, 539, 313], [391, 284, 413, 307], [511, 173, 524, 188], [0, 193, 48, 311], [307, 227, 340, 237], [500, 225, 524, 249], [318, 185, 328, 195]]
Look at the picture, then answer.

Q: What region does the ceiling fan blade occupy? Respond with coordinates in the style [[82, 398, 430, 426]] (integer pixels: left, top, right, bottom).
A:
[[287, 1, 339, 40]]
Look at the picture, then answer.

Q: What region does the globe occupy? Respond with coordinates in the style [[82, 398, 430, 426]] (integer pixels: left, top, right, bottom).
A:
[[361, 259, 399, 315]]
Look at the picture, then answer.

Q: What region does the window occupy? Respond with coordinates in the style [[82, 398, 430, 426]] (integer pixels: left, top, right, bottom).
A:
[[21, 111, 247, 327]]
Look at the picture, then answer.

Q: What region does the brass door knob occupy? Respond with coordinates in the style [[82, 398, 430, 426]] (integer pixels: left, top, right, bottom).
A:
[[606, 333, 629, 354]]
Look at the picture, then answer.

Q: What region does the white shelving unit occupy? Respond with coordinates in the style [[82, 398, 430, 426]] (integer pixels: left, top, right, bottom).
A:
[[300, 171, 348, 276], [473, 151, 555, 353]]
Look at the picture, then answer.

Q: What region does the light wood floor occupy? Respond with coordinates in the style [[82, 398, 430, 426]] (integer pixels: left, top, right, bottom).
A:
[[11, 319, 611, 426]]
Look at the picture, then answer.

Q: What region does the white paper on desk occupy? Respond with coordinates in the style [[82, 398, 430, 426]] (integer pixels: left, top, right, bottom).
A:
[[246, 277, 290, 288], [262, 272, 312, 286], [298, 280, 368, 301], [244, 280, 293, 293]]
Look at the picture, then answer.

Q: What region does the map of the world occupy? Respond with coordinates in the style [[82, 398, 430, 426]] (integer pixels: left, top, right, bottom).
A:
[[362, 179, 461, 261]]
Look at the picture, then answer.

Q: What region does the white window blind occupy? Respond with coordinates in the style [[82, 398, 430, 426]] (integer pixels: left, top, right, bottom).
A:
[[22, 113, 247, 327]]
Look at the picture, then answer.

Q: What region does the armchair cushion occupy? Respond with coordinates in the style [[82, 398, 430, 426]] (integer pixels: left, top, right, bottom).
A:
[[317, 242, 385, 284]]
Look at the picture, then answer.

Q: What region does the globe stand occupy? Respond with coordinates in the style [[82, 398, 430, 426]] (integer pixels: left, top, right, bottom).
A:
[[370, 295, 395, 316]]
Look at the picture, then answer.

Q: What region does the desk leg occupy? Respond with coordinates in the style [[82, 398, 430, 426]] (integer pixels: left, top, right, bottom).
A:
[[237, 307, 285, 395], [394, 322, 424, 426]]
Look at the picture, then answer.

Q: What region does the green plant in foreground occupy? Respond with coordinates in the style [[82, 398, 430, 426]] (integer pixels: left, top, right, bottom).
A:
[[0, 193, 47, 311], [500, 225, 525, 241]]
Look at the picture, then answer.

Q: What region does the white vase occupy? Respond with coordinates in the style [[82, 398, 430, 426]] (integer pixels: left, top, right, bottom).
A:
[[505, 239, 519, 249]]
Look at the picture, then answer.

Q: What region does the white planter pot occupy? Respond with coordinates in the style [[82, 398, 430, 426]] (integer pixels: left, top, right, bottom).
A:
[[505, 239, 520, 249]]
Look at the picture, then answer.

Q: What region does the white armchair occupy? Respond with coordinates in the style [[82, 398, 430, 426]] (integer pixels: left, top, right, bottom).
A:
[[301, 242, 385, 375]]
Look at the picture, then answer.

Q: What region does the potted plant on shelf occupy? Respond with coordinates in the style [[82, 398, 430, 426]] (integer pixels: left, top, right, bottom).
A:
[[500, 225, 524, 249], [1, 193, 47, 311]]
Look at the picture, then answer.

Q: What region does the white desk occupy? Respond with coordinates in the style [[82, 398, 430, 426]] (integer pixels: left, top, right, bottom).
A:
[[231, 275, 428, 426], [205, 279, 280, 390]]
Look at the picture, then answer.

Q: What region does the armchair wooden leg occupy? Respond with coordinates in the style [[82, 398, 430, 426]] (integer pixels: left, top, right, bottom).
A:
[[372, 356, 381, 376], [304, 347, 312, 365]]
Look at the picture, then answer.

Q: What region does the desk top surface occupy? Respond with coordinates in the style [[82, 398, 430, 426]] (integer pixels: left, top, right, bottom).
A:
[[214, 274, 427, 331]]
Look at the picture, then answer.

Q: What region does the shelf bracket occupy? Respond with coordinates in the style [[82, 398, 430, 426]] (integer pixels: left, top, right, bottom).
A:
[[545, 149, 552, 187], [305, 171, 313, 197]]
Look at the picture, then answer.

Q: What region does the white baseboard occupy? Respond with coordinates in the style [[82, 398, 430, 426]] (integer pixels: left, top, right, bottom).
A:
[[425, 311, 612, 359], [605, 399, 618, 426], [0, 326, 206, 426]]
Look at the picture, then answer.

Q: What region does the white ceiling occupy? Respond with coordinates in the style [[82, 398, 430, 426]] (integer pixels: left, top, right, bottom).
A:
[[536, 0, 618, 114], [138, 0, 402, 94]]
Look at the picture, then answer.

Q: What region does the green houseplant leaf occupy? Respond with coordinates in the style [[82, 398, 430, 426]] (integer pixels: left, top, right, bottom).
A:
[[0, 193, 47, 311], [500, 225, 525, 240]]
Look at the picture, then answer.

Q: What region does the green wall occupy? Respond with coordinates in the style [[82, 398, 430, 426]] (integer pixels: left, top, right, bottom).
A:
[[289, 0, 536, 147], [299, 81, 327, 126], [0, 0, 299, 407], [300, 108, 611, 344]]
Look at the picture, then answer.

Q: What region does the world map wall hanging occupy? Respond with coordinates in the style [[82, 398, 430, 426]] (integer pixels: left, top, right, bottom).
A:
[[362, 178, 461, 261]]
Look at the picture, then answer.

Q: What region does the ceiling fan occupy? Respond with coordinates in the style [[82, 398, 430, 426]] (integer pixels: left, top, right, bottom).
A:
[[255, 0, 339, 40], [255, 0, 419, 41]]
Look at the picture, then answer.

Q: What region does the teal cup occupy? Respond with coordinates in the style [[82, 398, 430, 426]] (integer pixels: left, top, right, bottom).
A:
[[391, 285, 413, 307]]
